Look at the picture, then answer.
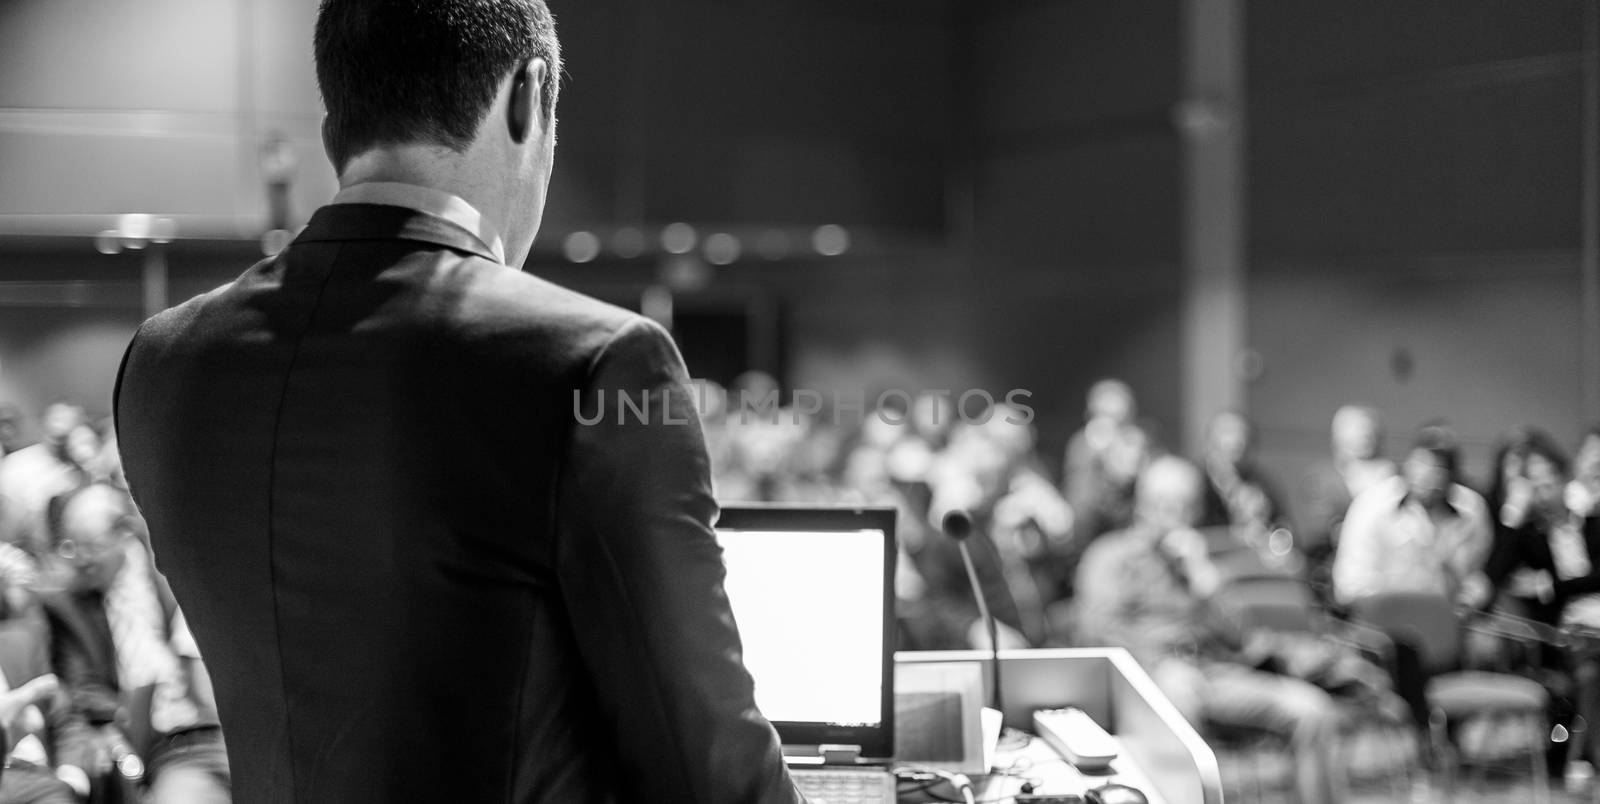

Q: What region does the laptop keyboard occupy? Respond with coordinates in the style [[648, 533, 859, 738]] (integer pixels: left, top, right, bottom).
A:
[[791, 769, 891, 803]]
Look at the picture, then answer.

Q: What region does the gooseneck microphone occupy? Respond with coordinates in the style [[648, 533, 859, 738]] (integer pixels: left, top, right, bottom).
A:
[[942, 509, 1003, 715]]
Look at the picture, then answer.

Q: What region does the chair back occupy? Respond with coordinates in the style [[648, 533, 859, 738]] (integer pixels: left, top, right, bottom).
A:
[[1212, 575, 1316, 634], [0, 612, 50, 684], [1200, 525, 1241, 555], [1350, 591, 1461, 675]]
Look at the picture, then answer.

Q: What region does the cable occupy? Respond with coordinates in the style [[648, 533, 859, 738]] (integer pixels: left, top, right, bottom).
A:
[[895, 766, 976, 804]]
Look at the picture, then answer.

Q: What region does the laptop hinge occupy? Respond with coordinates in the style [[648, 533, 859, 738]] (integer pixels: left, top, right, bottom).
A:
[[818, 744, 863, 765]]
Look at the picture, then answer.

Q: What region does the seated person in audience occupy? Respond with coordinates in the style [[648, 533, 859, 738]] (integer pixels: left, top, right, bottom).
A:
[[1076, 456, 1393, 804], [0, 404, 92, 558], [1199, 411, 1288, 529], [1480, 430, 1600, 780], [1569, 426, 1600, 519], [1198, 411, 1293, 571], [1332, 423, 1493, 606], [1302, 405, 1396, 586], [0, 539, 42, 620], [1062, 380, 1142, 538], [1067, 419, 1154, 544], [0, 540, 89, 803], [1482, 430, 1600, 620], [0, 402, 26, 460], [1482, 427, 1550, 585], [0, 673, 73, 804], [1483, 426, 1533, 524], [39, 483, 227, 802], [926, 409, 1070, 648]]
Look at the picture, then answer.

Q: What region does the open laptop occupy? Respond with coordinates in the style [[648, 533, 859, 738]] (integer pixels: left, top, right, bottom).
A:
[[714, 505, 898, 804]]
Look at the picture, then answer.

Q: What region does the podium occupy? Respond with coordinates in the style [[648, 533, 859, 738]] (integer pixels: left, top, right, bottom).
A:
[[896, 648, 1224, 804]]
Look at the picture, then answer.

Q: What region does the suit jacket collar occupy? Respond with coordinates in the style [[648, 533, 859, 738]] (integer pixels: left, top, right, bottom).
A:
[[293, 203, 504, 264]]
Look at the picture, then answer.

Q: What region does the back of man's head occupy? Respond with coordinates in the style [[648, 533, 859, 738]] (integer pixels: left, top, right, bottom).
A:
[[314, 0, 562, 173]]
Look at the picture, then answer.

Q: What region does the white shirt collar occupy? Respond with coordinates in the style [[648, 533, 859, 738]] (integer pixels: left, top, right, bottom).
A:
[[331, 182, 506, 264]]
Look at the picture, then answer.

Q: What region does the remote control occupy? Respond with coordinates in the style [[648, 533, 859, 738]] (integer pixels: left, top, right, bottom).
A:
[[1033, 707, 1119, 772]]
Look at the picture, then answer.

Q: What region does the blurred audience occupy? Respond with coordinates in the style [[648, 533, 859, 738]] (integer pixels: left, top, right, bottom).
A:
[[1481, 429, 1600, 623], [3, 372, 1598, 797], [1074, 456, 1391, 804], [0, 402, 230, 802]]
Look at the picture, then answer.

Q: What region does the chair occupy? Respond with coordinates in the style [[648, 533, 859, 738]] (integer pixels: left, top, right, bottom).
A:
[[1206, 576, 1416, 801], [1204, 575, 1307, 801], [1350, 591, 1552, 803], [1554, 623, 1600, 798], [1202, 525, 1296, 586]]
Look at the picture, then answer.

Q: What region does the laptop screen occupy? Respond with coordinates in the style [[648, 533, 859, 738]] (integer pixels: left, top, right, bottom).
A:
[[716, 527, 886, 727], [713, 506, 896, 758]]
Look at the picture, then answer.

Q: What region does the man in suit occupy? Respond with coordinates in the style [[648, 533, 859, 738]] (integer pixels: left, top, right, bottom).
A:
[[113, 1, 801, 802]]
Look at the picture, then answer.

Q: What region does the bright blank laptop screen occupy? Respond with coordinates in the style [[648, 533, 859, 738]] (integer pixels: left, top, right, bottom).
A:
[[715, 527, 887, 728]]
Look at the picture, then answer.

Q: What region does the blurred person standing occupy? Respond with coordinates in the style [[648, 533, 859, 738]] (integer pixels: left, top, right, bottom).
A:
[[1332, 423, 1493, 606], [113, 2, 801, 802], [0, 404, 92, 558]]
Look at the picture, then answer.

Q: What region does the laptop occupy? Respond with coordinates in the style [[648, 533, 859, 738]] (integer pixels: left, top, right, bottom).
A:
[[714, 505, 898, 804]]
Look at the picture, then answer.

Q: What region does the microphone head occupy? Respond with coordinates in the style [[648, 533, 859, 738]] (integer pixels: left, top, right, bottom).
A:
[[941, 509, 974, 541]]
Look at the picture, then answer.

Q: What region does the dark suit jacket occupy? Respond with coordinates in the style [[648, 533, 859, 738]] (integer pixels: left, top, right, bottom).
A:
[[1483, 514, 1600, 625], [40, 590, 120, 717], [113, 204, 799, 803]]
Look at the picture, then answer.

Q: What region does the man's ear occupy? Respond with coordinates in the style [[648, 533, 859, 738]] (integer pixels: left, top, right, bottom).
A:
[[320, 115, 339, 173], [507, 58, 549, 144]]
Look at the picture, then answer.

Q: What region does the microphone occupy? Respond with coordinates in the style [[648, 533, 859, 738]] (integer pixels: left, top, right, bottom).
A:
[[942, 509, 1003, 715]]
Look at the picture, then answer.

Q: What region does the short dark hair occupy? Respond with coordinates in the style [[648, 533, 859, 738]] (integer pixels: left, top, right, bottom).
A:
[[1410, 421, 1462, 484], [314, 0, 562, 171], [1514, 427, 1571, 479]]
